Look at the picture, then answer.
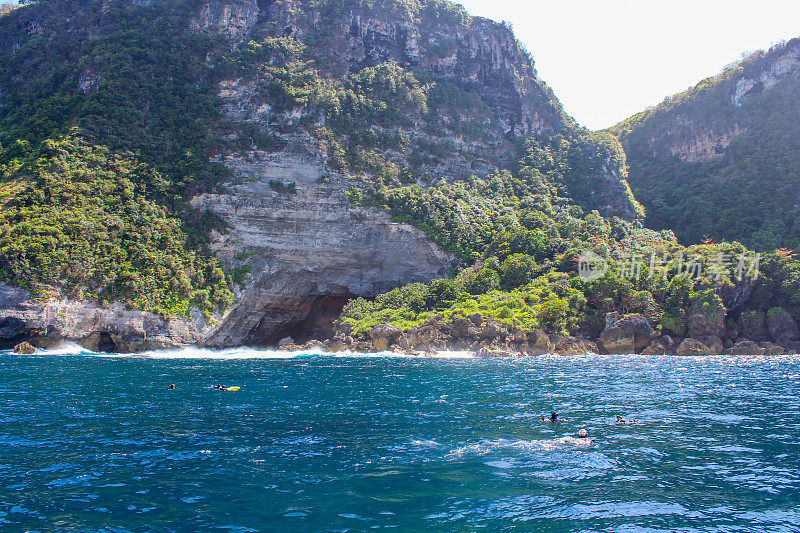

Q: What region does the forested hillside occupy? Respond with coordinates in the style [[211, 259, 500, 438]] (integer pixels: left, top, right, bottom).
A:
[[0, 0, 235, 314], [613, 39, 800, 252], [0, 0, 641, 321], [1, 0, 799, 353]]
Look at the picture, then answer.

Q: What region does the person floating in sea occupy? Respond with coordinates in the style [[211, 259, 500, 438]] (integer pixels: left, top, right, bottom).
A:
[[577, 429, 595, 443], [168, 384, 175, 390], [542, 411, 564, 422], [616, 415, 636, 424]]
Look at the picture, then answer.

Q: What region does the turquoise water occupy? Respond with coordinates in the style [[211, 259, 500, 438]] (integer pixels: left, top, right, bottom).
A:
[[0, 349, 799, 532]]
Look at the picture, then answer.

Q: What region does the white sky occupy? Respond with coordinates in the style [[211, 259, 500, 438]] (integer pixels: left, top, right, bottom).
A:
[[456, 0, 800, 129]]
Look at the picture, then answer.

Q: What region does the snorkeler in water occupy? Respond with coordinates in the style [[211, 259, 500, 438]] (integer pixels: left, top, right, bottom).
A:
[[616, 415, 636, 424], [542, 411, 565, 422], [577, 429, 595, 443]]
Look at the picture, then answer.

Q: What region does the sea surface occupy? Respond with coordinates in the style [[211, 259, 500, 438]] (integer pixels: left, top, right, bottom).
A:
[[0, 347, 799, 532]]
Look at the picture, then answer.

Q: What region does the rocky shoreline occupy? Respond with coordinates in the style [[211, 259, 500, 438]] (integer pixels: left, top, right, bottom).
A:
[[0, 283, 215, 354], [4, 280, 799, 357], [278, 309, 800, 357]]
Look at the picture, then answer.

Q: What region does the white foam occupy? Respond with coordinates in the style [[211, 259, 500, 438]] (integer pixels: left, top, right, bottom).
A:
[[139, 346, 322, 360], [449, 436, 596, 458], [36, 342, 94, 356], [32, 345, 476, 360]]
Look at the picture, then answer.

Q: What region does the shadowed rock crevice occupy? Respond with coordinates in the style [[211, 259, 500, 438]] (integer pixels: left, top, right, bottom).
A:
[[244, 294, 356, 347]]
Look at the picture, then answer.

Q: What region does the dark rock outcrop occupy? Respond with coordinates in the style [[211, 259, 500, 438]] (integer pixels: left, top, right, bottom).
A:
[[759, 341, 786, 356], [688, 302, 726, 338], [727, 339, 764, 355], [330, 314, 604, 356], [369, 323, 403, 351], [642, 335, 677, 355], [738, 310, 768, 341], [521, 330, 556, 356], [766, 307, 799, 345], [451, 317, 477, 338], [599, 312, 653, 354], [550, 335, 599, 356], [676, 335, 724, 356]]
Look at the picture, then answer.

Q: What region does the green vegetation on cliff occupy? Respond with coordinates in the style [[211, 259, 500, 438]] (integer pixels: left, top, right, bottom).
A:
[[612, 39, 800, 252], [0, 135, 233, 314], [3, 0, 799, 345], [340, 133, 670, 336], [0, 0, 234, 313], [349, 130, 645, 263], [340, 127, 800, 340], [0, 0, 621, 319]]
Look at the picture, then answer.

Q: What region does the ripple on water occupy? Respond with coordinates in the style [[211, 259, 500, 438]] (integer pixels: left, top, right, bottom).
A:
[[0, 350, 798, 532]]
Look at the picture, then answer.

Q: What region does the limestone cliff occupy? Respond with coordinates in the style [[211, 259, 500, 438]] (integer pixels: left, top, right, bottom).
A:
[[0, 282, 214, 352], [0, 0, 642, 350], [194, 0, 570, 181], [186, 0, 634, 346], [614, 40, 800, 164], [190, 147, 452, 347]]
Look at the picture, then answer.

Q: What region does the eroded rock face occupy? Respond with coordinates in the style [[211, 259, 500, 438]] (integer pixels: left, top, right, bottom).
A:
[[732, 44, 800, 107], [190, 0, 260, 41], [766, 307, 799, 345], [523, 330, 556, 356], [727, 340, 764, 356], [192, 149, 452, 347], [0, 0, 642, 351], [549, 335, 599, 356], [619, 43, 800, 166], [265, 0, 566, 139], [664, 122, 746, 163], [13, 341, 35, 355], [327, 314, 603, 356], [599, 312, 653, 354], [203, 1, 577, 186], [369, 324, 402, 351], [676, 336, 724, 356], [688, 302, 726, 338], [759, 341, 787, 356], [738, 310, 768, 341], [189, 1, 591, 347], [0, 283, 215, 352], [642, 335, 676, 355]]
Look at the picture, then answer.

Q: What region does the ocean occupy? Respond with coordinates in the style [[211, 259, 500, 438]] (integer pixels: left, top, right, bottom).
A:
[[0, 347, 798, 532]]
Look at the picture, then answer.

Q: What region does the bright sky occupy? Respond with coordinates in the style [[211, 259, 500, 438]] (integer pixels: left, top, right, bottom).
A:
[[457, 0, 800, 129]]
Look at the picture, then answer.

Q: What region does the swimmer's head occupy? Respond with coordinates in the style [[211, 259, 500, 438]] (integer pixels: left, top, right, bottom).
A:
[[578, 429, 588, 438]]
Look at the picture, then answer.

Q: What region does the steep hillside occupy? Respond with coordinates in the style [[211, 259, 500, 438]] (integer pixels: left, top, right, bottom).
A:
[[6, 0, 798, 356], [613, 39, 800, 251], [0, 0, 642, 349]]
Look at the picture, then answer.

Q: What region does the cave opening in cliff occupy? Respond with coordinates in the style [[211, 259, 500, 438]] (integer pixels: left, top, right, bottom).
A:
[[249, 294, 357, 347]]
